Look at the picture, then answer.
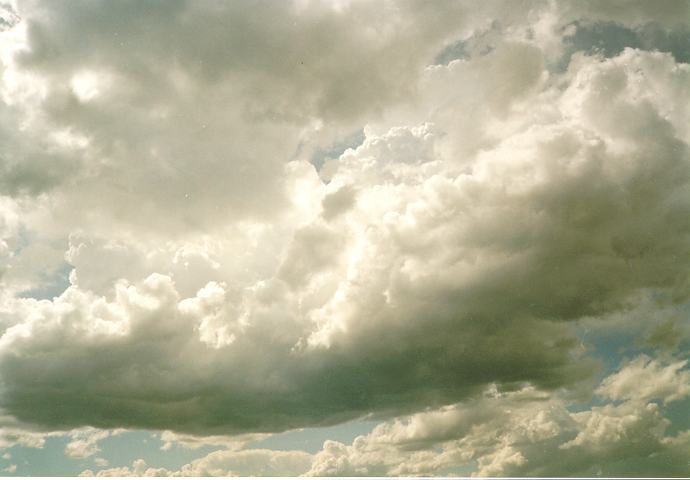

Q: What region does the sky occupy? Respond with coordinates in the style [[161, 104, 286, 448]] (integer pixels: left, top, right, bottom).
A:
[[0, 0, 689, 476]]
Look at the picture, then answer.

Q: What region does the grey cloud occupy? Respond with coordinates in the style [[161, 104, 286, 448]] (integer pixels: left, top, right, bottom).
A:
[[321, 184, 357, 220], [3, 46, 687, 435], [3, 0, 468, 235], [0, 2, 18, 32], [106, 356, 688, 476], [563, 21, 690, 62], [0, 96, 80, 197], [564, 0, 690, 29], [307, 356, 690, 476], [0, 3, 688, 474]]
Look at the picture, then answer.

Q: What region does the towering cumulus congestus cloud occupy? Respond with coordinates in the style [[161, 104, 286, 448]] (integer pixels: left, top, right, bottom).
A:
[[0, 0, 689, 456]]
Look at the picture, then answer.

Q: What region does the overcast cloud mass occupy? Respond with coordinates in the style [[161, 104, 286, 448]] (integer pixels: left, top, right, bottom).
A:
[[0, 0, 689, 476]]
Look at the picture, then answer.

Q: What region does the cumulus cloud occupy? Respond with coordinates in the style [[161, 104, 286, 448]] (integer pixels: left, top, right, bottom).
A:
[[3, 0, 473, 238], [596, 355, 690, 404], [81, 355, 690, 476], [80, 458, 170, 478], [306, 356, 690, 477], [64, 428, 121, 459], [82, 449, 313, 477], [0, 413, 63, 450], [0, 0, 689, 475], [159, 430, 264, 452]]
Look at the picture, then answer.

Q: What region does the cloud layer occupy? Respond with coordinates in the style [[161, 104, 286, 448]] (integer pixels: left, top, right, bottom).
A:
[[0, 0, 689, 475]]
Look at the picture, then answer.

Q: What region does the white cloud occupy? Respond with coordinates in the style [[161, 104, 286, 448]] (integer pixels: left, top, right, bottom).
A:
[[158, 430, 264, 452], [64, 428, 118, 459], [0, 1, 688, 476], [87, 355, 690, 476], [1, 18, 689, 435], [307, 356, 690, 476], [0, 414, 61, 449], [83, 450, 313, 477], [596, 355, 690, 404], [79, 458, 169, 478]]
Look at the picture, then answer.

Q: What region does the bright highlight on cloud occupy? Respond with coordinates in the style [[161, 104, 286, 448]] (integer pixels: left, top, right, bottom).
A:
[[0, 0, 689, 476]]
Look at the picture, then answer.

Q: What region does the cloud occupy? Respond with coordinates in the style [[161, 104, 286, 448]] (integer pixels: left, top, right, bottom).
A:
[[2, 16, 690, 435], [159, 430, 264, 451], [563, 0, 690, 29], [2, 0, 472, 240], [64, 428, 119, 459], [306, 356, 690, 477], [0, 414, 61, 449], [82, 355, 690, 476], [0, 1, 688, 476], [82, 449, 313, 477], [79, 458, 170, 478], [596, 355, 690, 404]]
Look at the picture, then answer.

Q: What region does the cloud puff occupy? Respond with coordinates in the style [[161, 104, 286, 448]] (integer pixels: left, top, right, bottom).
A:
[[159, 430, 265, 452], [596, 355, 690, 404], [81, 449, 312, 477], [64, 428, 117, 459]]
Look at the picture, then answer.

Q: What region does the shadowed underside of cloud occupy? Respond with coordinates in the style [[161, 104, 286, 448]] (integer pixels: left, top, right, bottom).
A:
[[0, 0, 689, 476], [79, 356, 690, 476]]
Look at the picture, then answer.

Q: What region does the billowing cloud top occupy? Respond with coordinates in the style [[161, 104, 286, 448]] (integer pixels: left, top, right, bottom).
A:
[[0, 0, 689, 476]]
